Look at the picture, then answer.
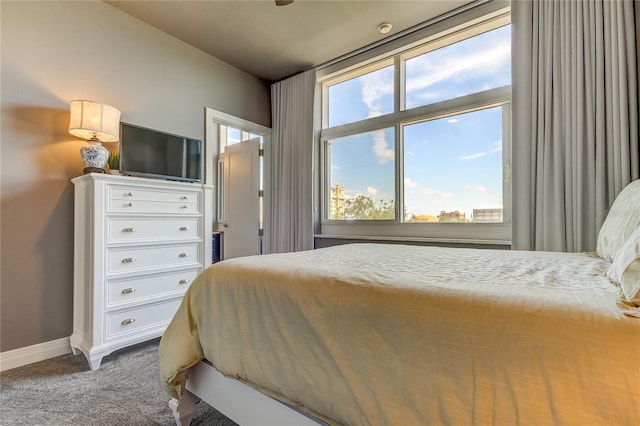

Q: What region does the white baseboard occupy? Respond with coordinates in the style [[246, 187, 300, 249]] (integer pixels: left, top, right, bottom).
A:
[[0, 337, 72, 372]]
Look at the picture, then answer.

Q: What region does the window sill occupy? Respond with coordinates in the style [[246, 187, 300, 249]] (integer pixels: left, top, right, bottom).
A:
[[314, 233, 511, 248]]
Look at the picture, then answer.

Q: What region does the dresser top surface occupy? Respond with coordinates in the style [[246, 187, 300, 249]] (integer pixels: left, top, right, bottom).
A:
[[72, 173, 211, 190]]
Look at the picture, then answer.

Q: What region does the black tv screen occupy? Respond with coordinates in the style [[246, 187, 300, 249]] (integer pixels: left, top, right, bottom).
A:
[[119, 122, 202, 183]]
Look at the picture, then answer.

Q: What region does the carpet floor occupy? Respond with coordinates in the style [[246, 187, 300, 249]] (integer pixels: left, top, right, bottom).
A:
[[0, 339, 237, 426]]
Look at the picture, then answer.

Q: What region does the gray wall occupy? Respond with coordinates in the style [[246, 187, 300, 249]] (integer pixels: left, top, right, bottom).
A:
[[0, 1, 270, 352]]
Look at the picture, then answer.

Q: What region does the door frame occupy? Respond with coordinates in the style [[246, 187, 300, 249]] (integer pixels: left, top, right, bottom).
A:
[[204, 108, 272, 254]]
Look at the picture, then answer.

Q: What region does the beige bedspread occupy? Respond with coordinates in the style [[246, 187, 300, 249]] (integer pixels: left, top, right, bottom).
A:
[[160, 243, 640, 425]]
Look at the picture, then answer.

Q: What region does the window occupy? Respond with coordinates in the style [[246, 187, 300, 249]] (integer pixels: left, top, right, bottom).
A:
[[328, 128, 395, 220], [403, 106, 506, 223], [218, 125, 263, 153], [404, 25, 511, 109], [328, 62, 394, 127], [320, 9, 511, 243]]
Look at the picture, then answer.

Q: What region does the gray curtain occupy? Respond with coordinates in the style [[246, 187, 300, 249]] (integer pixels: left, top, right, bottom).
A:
[[512, 0, 639, 252], [268, 69, 316, 253]]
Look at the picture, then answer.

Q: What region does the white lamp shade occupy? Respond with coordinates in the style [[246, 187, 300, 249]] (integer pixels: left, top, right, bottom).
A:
[[68, 100, 121, 142]]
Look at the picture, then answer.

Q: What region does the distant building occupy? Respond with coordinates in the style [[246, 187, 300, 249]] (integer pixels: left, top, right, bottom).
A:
[[330, 185, 345, 219], [472, 208, 503, 222], [410, 214, 439, 223], [438, 210, 466, 222]]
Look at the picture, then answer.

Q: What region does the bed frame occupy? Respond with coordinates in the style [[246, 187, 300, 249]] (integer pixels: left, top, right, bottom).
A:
[[169, 360, 325, 426]]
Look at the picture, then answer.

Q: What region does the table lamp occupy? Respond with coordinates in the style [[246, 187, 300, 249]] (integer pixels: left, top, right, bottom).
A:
[[68, 100, 121, 174]]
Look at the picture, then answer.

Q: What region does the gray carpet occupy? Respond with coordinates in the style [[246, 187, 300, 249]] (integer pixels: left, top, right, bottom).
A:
[[0, 339, 237, 426]]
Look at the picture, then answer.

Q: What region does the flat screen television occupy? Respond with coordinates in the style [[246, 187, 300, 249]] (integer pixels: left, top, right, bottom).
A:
[[119, 122, 203, 183]]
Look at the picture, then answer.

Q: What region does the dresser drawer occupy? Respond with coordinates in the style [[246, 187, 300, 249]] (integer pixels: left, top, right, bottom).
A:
[[107, 244, 200, 275], [105, 298, 182, 340], [108, 217, 200, 243], [108, 185, 201, 214], [109, 199, 199, 214], [107, 269, 198, 307]]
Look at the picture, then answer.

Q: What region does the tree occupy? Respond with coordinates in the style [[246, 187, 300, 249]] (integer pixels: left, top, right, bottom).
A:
[[343, 195, 395, 220]]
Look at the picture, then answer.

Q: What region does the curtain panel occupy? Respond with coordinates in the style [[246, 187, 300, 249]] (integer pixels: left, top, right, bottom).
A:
[[268, 69, 316, 253], [512, 0, 639, 252]]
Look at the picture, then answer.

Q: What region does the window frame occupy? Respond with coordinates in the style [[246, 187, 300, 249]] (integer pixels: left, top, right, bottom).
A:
[[318, 6, 512, 245]]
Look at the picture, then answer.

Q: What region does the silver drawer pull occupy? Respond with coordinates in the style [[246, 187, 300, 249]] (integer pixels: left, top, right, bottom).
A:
[[181, 196, 188, 200], [181, 205, 189, 209], [121, 318, 136, 326], [127, 202, 133, 207], [122, 227, 136, 233], [179, 226, 189, 231], [178, 253, 189, 258], [121, 257, 136, 263], [121, 288, 136, 294], [179, 279, 190, 284], [126, 192, 133, 197]]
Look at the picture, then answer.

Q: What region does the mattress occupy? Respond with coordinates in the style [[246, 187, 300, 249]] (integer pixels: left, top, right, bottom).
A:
[[159, 243, 640, 425]]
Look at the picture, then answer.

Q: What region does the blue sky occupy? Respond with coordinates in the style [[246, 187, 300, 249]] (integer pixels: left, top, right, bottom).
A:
[[328, 25, 511, 220]]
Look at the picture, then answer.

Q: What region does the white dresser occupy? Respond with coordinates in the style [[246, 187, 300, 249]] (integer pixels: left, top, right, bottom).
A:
[[70, 173, 212, 370]]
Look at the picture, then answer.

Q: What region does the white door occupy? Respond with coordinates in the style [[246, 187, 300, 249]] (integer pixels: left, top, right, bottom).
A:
[[218, 138, 261, 259]]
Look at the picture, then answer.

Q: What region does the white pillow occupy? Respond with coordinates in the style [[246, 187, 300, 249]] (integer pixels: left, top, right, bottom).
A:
[[608, 227, 640, 303], [596, 179, 640, 262]]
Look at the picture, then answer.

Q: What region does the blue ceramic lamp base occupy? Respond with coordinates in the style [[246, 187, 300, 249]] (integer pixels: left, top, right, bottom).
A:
[[80, 140, 109, 174]]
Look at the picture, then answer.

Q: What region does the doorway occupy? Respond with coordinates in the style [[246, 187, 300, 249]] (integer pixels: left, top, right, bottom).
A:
[[205, 108, 271, 260]]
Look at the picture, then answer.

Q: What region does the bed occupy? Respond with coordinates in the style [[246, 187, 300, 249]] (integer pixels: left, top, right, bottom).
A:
[[159, 180, 640, 425]]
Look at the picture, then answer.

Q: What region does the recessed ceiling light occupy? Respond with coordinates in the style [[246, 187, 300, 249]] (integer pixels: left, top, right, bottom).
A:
[[378, 23, 393, 34]]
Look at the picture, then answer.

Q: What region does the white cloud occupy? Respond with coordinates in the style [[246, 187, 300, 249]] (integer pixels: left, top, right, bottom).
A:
[[371, 129, 394, 164], [360, 70, 393, 119], [460, 152, 487, 160], [410, 91, 441, 103], [344, 189, 361, 199], [405, 178, 417, 188], [331, 164, 339, 169], [356, 70, 395, 169], [367, 186, 378, 196], [471, 185, 487, 193], [461, 141, 502, 160], [441, 192, 455, 198], [405, 39, 511, 94], [421, 187, 440, 195], [448, 118, 459, 123]]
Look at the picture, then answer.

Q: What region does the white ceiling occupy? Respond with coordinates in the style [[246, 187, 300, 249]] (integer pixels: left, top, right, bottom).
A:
[[105, 0, 473, 82]]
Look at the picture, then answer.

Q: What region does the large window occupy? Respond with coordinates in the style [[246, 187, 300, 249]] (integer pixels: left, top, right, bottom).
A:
[[404, 25, 512, 110], [320, 9, 511, 243], [328, 128, 395, 220], [403, 106, 505, 223], [328, 62, 395, 127]]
